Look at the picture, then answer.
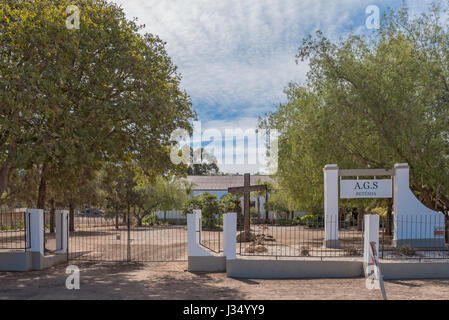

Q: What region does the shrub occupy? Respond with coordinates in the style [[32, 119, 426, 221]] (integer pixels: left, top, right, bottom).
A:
[[299, 215, 324, 228], [344, 246, 362, 256], [142, 215, 161, 226], [300, 246, 310, 257], [394, 245, 416, 257]]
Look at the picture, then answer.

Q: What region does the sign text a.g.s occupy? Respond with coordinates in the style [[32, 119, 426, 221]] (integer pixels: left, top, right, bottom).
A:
[[340, 179, 392, 199]]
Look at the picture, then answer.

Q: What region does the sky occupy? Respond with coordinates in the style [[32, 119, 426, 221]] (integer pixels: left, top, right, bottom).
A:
[[112, 0, 439, 173]]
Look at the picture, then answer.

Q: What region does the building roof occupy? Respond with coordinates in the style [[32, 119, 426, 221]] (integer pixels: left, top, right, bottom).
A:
[[184, 175, 276, 191]]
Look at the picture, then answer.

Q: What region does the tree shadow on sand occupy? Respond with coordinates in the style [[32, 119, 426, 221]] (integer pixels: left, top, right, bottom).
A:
[[0, 261, 243, 300]]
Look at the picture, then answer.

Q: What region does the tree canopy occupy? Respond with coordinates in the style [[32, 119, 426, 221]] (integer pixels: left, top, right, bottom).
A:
[[0, 0, 195, 209], [260, 3, 449, 214]]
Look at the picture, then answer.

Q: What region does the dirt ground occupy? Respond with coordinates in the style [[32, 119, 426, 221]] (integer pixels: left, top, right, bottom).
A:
[[1, 261, 449, 300]]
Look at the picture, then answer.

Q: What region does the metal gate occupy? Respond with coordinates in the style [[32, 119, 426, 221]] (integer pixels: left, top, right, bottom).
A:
[[68, 211, 187, 262]]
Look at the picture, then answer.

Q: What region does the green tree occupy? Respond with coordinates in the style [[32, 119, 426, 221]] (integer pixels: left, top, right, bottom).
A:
[[0, 0, 195, 211], [187, 148, 221, 176], [261, 2, 449, 234]]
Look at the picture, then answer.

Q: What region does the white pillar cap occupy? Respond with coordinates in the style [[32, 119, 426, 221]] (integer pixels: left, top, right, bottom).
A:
[[394, 163, 409, 169], [323, 164, 339, 171]]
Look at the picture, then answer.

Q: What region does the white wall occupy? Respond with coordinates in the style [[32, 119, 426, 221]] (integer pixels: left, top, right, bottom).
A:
[[393, 163, 445, 241]]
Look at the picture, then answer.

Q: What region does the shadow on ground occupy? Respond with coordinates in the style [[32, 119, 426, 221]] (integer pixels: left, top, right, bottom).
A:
[[0, 261, 243, 300]]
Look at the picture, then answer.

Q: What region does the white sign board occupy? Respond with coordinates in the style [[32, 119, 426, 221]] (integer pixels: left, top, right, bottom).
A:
[[340, 179, 392, 199]]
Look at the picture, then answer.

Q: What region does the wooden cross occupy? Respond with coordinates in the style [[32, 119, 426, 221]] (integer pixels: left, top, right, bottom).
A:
[[228, 173, 267, 239]]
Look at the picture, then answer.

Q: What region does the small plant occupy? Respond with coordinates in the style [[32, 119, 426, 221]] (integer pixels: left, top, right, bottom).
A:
[[394, 245, 416, 257], [245, 244, 268, 253], [142, 215, 161, 226], [255, 245, 268, 253], [300, 246, 310, 257], [299, 215, 324, 228], [344, 246, 362, 256], [254, 234, 275, 245]]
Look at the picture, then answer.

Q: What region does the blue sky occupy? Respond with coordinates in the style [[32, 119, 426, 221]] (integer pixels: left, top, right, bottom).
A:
[[112, 0, 439, 173]]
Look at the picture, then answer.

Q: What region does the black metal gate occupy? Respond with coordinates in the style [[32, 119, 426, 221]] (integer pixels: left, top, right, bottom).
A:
[[68, 211, 187, 262]]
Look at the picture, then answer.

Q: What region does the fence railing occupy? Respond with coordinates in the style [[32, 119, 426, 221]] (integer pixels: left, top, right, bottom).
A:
[[237, 214, 364, 258], [0, 209, 28, 251], [199, 216, 223, 253], [69, 212, 188, 262], [380, 215, 449, 260]]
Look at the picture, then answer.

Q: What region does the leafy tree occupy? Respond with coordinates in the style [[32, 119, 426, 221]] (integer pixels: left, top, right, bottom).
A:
[[261, 3, 449, 238], [0, 0, 195, 211], [265, 190, 297, 220], [187, 148, 221, 176], [182, 192, 223, 229], [151, 177, 188, 222]]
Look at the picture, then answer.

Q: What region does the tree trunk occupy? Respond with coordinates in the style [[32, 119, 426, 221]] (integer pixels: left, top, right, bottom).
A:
[[115, 213, 119, 229], [69, 202, 75, 232], [338, 207, 343, 228], [127, 205, 130, 225], [386, 198, 393, 236], [0, 164, 13, 197], [37, 163, 48, 209], [164, 210, 167, 222], [265, 192, 269, 223], [49, 199, 55, 233], [445, 214, 449, 244], [357, 207, 364, 231], [257, 197, 260, 219], [0, 143, 17, 197]]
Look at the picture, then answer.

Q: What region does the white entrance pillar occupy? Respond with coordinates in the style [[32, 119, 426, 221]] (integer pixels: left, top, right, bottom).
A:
[[223, 213, 237, 260], [393, 163, 445, 247], [55, 210, 69, 253], [187, 210, 212, 257], [25, 209, 44, 255], [324, 164, 339, 248], [363, 214, 379, 265]]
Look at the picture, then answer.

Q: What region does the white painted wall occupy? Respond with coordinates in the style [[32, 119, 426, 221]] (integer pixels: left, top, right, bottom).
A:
[[393, 163, 445, 241], [152, 210, 186, 220], [25, 209, 44, 254], [187, 210, 213, 257]]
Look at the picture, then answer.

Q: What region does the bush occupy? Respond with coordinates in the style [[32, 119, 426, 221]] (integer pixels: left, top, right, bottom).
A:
[[299, 214, 324, 228], [202, 214, 222, 230], [344, 246, 362, 256], [142, 215, 162, 226], [300, 246, 310, 256], [394, 245, 416, 257]]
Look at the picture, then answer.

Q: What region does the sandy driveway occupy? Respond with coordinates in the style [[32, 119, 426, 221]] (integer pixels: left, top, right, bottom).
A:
[[1, 261, 449, 300]]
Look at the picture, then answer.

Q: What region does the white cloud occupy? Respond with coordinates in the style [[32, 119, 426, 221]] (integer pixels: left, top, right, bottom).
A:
[[113, 0, 387, 121], [112, 0, 441, 173]]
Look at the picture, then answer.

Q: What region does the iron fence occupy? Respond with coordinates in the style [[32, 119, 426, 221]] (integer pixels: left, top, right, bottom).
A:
[[0, 209, 28, 251], [380, 215, 449, 260], [69, 211, 188, 262], [199, 215, 223, 253], [237, 214, 364, 258]]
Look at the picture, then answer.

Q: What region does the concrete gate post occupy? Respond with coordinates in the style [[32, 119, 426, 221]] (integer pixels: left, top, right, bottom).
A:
[[25, 209, 44, 255], [324, 164, 339, 248], [55, 210, 69, 253], [363, 214, 379, 266], [223, 213, 237, 260]]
